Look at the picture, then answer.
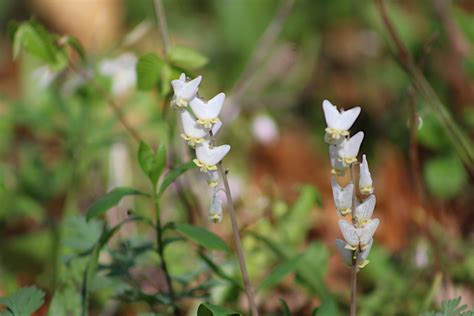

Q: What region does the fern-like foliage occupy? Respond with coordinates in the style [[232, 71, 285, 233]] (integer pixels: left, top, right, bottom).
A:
[[0, 286, 45, 316], [422, 297, 474, 316]]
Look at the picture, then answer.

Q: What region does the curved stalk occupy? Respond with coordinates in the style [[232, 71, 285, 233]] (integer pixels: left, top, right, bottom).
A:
[[217, 163, 260, 316], [349, 165, 358, 316]]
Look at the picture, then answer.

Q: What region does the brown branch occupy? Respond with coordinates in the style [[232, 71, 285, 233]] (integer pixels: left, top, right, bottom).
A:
[[231, 0, 295, 103]]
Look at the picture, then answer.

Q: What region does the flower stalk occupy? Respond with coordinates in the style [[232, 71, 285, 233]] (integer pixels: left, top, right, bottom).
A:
[[322, 99, 379, 316], [218, 163, 260, 316], [170, 73, 259, 315]]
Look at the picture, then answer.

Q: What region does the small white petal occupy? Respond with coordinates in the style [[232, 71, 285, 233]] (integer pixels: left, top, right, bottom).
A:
[[322, 99, 361, 131], [339, 220, 359, 248], [329, 145, 346, 175], [359, 154, 374, 194], [335, 239, 353, 266], [331, 178, 353, 216], [196, 142, 231, 166], [358, 218, 379, 248], [206, 170, 219, 187], [355, 195, 376, 223], [180, 110, 208, 139], [209, 189, 223, 223], [338, 131, 364, 164], [171, 74, 202, 102], [211, 121, 223, 135], [190, 92, 225, 120], [99, 53, 137, 96]]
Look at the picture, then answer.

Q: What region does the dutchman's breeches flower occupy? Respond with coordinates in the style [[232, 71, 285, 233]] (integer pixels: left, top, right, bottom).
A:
[[322, 99, 379, 271], [171, 73, 230, 222]]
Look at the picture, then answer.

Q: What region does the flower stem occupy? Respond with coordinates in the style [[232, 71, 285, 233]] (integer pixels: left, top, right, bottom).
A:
[[217, 163, 260, 316], [349, 165, 358, 316], [154, 0, 170, 54], [153, 194, 180, 316]]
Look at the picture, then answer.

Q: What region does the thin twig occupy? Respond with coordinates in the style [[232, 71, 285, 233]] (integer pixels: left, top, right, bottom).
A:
[[374, 0, 474, 171], [231, 0, 295, 103], [217, 163, 260, 316], [154, 0, 170, 54], [69, 65, 141, 143]]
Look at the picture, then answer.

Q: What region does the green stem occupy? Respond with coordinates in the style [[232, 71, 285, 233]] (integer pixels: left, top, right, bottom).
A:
[[349, 165, 358, 316], [153, 191, 180, 316]]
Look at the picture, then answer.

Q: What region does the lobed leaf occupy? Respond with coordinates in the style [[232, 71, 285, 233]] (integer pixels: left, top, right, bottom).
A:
[[136, 53, 164, 90], [166, 45, 208, 70], [0, 286, 45, 316], [197, 303, 240, 316], [138, 141, 167, 187]]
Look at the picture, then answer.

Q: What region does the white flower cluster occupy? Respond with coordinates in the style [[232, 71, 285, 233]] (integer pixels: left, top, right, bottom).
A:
[[171, 73, 231, 223], [322, 100, 379, 269]]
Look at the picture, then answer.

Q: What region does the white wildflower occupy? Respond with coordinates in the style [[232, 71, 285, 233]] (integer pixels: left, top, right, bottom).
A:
[[322, 99, 361, 144], [194, 142, 231, 172], [338, 131, 364, 166], [336, 239, 373, 269], [359, 154, 374, 195], [355, 195, 376, 225], [338, 218, 379, 251], [329, 145, 346, 176], [189, 93, 225, 128], [171, 73, 202, 108], [180, 110, 208, 148], [209, 189, 223, 223], [331, 178, 354, 216]]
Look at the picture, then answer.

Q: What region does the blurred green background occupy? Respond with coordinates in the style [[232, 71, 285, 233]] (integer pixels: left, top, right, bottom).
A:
[[0, 0, 473, 315]]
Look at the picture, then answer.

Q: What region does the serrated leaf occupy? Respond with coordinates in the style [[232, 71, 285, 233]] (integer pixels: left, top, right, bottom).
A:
[[86, 187, 148, 221], [258, 254, 303, 291], [136, 53, 163, 90], [197, 303, 240, 316], [138, 141, 167, 187], [175, 223, 229, 252], [166, 45, 208, 70], [0, 286, 45, 316], [158, 161, 196, 197]]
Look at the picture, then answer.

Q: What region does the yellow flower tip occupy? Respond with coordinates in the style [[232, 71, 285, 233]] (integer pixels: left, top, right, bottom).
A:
[[360, 186, 374, 195], [193, 159, 203, 168], [208, 181, 218, 187], [358, 260, 370, 269], [175, 97, 188, 108], [359, 218, 371, 226], [209, 213, 222, 223], [207, 165, 217, 171], [180, 133, 190, 141], [339, 208, 351, 216], [344, 244, 357, 251], [343, 157, 358, 165]]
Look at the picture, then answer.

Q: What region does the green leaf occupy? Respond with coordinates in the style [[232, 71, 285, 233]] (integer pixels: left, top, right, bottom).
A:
[[0, 286, 45, 316], [86, 187, 148, 221], [136, 53, 164, 90], [423, 155, 468, 200], [313, 299, 339, 316], [158, 161, 196, 197], [258, 254, 303, 291], [166, 45, 208, 70], [138, 141, 167, 187], [13, 20, 67, 70], [197, 303, 240, 316], [175, 223, 229, 252], [279, 299, 292, 316]]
